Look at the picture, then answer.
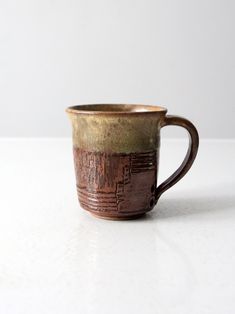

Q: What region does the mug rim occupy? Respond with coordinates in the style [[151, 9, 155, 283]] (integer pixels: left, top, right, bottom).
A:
[[66, 104, 167, 115]]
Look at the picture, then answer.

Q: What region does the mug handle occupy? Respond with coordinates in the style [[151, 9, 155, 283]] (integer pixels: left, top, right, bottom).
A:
[[155, 115, 199, 200]]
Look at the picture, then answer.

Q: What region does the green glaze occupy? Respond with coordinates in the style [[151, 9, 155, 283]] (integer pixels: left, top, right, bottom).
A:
[[67, 105, 167, 153]]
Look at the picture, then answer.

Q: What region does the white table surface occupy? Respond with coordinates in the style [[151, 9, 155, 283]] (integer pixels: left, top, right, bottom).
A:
[[0, 138, 234, 314]]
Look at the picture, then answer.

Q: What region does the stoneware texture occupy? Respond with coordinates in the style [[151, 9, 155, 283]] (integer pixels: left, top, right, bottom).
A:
[[66, 104, 199, 220]]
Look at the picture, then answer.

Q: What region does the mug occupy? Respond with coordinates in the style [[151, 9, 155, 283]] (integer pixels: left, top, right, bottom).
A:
[[66, 104, 199, 220]]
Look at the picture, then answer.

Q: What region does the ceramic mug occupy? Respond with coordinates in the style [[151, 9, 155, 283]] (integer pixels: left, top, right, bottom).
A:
[[66, 104, 199, 220]]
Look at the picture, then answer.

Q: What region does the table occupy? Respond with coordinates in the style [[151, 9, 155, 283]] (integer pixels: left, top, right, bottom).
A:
[[0, 138, 234, 314]]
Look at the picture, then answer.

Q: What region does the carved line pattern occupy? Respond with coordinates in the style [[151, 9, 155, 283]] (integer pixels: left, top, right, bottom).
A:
[[75, 150, 157, 213]]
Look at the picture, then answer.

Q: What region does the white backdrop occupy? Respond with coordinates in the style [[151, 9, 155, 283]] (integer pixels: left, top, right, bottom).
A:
[[0, 0, 234, 138]]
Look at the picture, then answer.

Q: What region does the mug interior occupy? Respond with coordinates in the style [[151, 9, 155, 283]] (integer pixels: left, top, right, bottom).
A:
[[66, 104, 167, 114]]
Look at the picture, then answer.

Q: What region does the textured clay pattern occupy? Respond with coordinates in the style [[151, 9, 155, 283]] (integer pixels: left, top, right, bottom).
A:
[[73, 148, 157, 217]]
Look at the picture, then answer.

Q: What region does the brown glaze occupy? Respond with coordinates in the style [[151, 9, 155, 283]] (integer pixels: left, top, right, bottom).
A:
[[73, 148, 158, 219], [155, 115, 199, 200]]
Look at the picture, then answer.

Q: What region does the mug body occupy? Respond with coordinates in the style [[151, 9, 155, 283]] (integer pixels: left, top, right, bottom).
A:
[[67, 104, 167, 220]]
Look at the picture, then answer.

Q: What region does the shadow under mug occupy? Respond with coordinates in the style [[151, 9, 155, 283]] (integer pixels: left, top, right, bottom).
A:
[[66, 104, 199, 220]]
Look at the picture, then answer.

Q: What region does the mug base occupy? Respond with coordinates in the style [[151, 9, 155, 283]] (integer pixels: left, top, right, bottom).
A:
[[89, 211, 147, 221]]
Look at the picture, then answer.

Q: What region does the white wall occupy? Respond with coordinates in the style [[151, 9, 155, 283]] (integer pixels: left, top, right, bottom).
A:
[[0, 0, 234, 138]]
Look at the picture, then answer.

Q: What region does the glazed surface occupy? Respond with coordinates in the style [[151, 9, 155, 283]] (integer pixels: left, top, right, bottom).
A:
[[68, 114, 162, 153]]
